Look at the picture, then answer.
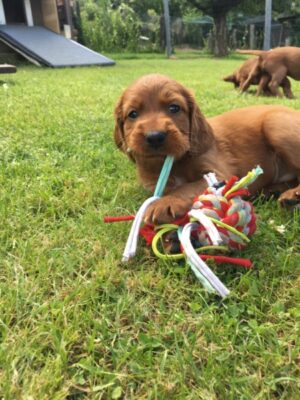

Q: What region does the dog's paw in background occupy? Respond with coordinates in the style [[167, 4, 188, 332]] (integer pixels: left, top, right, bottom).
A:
[[278, 186, 300, 207]]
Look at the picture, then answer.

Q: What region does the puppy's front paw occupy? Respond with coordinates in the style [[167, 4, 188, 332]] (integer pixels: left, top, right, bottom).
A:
[[144, 196, 191, 224], [278, 187, 300, 207]]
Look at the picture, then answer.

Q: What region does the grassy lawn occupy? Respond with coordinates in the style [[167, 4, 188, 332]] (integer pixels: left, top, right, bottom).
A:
[[0, 55, 299, 399]]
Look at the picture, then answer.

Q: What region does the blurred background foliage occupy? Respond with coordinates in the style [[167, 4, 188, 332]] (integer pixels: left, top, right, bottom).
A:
[[76, 0, 300, 56]]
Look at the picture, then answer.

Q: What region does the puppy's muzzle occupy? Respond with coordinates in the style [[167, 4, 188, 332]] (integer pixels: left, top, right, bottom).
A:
[[146, 131, 166, 149]]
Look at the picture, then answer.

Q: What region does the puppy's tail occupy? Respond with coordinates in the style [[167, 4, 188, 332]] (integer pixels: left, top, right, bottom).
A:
[[236, 49, 266, 56]]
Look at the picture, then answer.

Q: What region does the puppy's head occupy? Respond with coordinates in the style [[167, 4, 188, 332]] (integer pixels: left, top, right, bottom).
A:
[[114, 74, 213, 161], [223, 73, 239, 88]]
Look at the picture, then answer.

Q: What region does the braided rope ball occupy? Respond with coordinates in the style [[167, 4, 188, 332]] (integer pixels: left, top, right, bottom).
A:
[[149, 171, 262, 262], [192, 181, 256, 251]]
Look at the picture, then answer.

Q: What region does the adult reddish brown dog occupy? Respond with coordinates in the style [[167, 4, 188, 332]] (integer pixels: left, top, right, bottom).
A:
[[237, 47, 299, 98], [114, 74, 300, 223]]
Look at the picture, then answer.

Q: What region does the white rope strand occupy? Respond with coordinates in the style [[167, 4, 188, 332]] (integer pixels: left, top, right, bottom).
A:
[[122, 196, 159, 262], [180, 223, 230, 298], [188, 209, 223, 246]]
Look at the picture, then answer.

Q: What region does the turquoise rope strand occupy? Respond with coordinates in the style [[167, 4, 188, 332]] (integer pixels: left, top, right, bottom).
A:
[[153, 155, 174, 197]]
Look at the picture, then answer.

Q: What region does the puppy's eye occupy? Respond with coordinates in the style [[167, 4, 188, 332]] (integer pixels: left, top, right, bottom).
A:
[[128, 110, 138, 120], [169, 104, 181, 114]]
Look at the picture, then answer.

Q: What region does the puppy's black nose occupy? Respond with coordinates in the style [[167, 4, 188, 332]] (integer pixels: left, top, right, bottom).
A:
[[146, 131, 166, 148]]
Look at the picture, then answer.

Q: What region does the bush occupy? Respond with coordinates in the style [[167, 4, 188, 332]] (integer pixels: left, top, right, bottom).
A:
[[79, 1, 142, 52]]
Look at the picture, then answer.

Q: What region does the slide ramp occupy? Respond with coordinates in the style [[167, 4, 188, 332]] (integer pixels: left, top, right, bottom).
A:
[[0, 25, 115, 67]]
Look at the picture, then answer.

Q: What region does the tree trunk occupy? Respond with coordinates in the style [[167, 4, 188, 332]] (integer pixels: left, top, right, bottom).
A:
[[213, 13, 228, 57], [160, 14, 166, 51]]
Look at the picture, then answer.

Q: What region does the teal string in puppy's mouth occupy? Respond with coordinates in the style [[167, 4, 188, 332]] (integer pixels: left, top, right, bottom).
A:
[[153, 155, 175, 197]]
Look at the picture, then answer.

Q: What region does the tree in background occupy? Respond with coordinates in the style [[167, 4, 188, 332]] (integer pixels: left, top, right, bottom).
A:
[[190, 0, 300, 55], [188, 0, 247, 56]]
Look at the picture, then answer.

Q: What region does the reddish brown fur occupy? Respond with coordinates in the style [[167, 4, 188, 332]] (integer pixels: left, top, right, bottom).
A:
[[223, 58, 261, 89], [237, 47, 299, 98], [114, 74, 300, 223], [223, 57, 292, 97]]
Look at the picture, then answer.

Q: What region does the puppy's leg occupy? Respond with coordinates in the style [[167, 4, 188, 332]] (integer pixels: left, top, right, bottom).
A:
[[144, 180, 208, 224], [264, 112, 300, 207], [281, 77, 295, 99], [257, 74, 271, 96], [240, 76, 252, 93], [267, 67, 287, 97], [238, 78, 246, 91], [276, 146, 300, 207], [240, 60, 260, 93]]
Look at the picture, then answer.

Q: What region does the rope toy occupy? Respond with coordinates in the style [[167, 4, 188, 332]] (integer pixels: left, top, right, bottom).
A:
[[104, 156, 263, 298]]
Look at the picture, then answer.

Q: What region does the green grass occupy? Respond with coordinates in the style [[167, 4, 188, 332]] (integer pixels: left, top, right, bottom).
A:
[[0, 55, 299, 399]]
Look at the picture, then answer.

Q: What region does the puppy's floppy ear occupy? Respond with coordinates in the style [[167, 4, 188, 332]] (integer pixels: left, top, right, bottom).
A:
[[114, 96, 125, 152], [113, 95, 136, 162], [183, 88, 214, 155]]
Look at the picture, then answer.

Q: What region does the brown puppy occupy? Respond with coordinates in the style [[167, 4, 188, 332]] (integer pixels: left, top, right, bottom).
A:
[[224, 58, 261, 89], [224, 57, 292, 97], [114, 74, 300, 223], [237, 48, 298, 98]]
